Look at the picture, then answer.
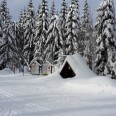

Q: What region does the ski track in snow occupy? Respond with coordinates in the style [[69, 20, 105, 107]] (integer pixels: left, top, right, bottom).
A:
[[0, 75, 48, 116], [0, 86, 50, 116], [0, 72, 116, 116], [0, 87, 51, 116]]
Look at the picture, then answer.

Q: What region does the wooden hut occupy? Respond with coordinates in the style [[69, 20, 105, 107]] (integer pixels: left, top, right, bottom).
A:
[[42, 61, 54, 75], [30, 60, 42, 75]]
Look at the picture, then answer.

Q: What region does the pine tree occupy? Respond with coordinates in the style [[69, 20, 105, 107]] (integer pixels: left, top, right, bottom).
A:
[[81, 0, 93, 69], [8, 22, 18, 72], [65, 1, 79, 55], [0, 0, 13, 69], [34, 0, 48, 64], [45, 2, 63, 65], [59, 0, 68, 55], [81, 0, 92, 31], [72, 0, 82, 55], [36, 5, 41, 16], [25, 0, 35, 64], [50, 0, 55, 16], [15, 9, 29, 71], [95, 0, 116, 78], [72, 0, 80, 29], [35, 5, 41, 30]]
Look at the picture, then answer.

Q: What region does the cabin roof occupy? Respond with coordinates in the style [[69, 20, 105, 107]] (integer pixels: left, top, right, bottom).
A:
[[30, 58, 42, 66], [59, 53, 96, 78]]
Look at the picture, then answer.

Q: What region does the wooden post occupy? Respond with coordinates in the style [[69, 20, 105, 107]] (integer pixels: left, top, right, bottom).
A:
[[51, 66, 52, 74]]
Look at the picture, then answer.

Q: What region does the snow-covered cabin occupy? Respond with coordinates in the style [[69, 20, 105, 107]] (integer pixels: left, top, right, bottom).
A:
[[30, 60, 42, 75], [59, 53, 96, 79], [42, 61, 54, 75]]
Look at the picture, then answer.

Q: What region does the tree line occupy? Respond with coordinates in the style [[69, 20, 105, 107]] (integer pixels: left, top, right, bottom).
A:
[[0, 0, 116, 78]]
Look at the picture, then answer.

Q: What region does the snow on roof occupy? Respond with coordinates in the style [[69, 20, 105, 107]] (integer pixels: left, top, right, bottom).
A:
[[30, 58, 41, 66], [59, 53, 96, 78], [44, 61, 53, 66]]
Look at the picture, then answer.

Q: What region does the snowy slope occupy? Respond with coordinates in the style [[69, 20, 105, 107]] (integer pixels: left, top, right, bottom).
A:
[[0, 68, 116, 116]]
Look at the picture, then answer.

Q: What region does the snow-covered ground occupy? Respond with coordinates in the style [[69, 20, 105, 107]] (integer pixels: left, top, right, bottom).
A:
[[0, 68, 116, 116]]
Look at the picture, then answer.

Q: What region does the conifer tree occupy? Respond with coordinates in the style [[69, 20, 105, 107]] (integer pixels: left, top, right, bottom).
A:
[[36, 5, 41, 17], [50, 0, 55, 16], [65, 1, 79, 55], [34, 0, 48, 64], [81, 0, 92, 31], [8, 22, 18, 72], [95, 0, 116, 78], [35, 5, 41, 29], [15, 9, 30, 71], [0, 0, 13, 69], [72, 0, 80, 29], [59, 0, 68, 55], [45, 1, 63, 65], [81, 0, 93, 69], [25, 0, 35, 64]]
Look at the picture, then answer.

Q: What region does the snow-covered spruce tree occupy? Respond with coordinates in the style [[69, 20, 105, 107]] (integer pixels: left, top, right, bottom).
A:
[[15, 9, 29, 71], [72, 0, 80, 29], [59, 0, 68, 55], [50, 0, 55, 17], [35, 5, 41, 30], [81, 0, 93, 69], [0, 0, 13, 69], [95, 0, 116, 78], [73, 0, 84, 56], [8, 22, 18, 72], [65, 1, 79, 55], [25, 0, 35, 65], [70, 0, 81, 54], [34, 0, 48, 64], [45, 3, 63, 65], [36, 5, 41, 16], [81, 0, 92, 32]]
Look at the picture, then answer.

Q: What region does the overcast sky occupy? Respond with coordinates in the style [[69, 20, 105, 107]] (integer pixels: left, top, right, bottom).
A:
[[5, 0, 116, 22]]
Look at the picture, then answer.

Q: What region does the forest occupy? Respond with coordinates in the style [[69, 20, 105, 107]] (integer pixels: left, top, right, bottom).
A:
[[0, 0, 116, 78]]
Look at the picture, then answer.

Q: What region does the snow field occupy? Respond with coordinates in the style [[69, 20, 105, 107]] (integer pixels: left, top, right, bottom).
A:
[[0, 70, 116, 116]]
